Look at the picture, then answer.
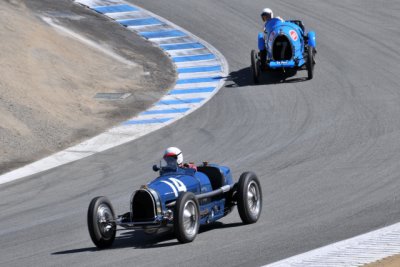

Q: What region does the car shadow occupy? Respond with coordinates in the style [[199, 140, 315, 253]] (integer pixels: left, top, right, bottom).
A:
[[52, 221, 244, 255], [225, 66, 308, 88]]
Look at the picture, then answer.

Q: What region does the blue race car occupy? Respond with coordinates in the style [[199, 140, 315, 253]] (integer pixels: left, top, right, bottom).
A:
[[87, 161, 262, 247], [251, 18, 317, 83]]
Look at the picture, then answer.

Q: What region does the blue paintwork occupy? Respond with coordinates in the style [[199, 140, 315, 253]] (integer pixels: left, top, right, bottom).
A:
[[257, 18, 316, 70], [148, 170, 203, 209], [258, 32, 265, 51], [308, 31, 316, 48], [269, 60, 296, 68], [145, 164, 234, 225]]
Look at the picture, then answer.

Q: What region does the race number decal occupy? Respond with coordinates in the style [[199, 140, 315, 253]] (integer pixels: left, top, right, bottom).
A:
[[161, 178, 187, 197], [289, 30, 298, 41]]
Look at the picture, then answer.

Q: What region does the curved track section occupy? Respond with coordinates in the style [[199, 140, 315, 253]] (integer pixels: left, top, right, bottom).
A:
[[1, 0, 400, 266]]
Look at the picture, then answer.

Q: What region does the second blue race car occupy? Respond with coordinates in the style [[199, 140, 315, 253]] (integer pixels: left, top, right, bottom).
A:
[[251, 18, 317, 82]]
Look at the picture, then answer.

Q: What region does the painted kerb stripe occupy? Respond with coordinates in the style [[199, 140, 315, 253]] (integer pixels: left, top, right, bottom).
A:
[[160, 42, 205, 50], [94, 4, 138, 13], [141, 108, 190, 115], [139, 30, 186, 39], [177, 65, 222, 73], [117, 17, 162, 27]]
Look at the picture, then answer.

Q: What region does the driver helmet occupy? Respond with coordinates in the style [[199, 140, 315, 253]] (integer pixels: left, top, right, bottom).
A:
[[163, 147, 183, 165], [261, 8, 273, 22]]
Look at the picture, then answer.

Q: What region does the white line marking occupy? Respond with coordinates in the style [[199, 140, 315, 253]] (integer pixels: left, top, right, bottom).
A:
[[166, 48, 210, 57], [263, 222, 400, 267]]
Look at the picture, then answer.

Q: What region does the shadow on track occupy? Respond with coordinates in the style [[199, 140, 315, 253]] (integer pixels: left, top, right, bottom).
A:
[[225, 66, 308, 88], [51, 221, 243, 254]]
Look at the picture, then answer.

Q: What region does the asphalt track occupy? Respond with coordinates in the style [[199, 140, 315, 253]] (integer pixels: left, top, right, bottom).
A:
[[1, 0, 400, 266]]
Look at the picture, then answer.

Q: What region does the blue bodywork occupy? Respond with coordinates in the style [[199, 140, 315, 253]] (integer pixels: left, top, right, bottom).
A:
[[142, 164, 234, 225], [258, 18, 316, 69]]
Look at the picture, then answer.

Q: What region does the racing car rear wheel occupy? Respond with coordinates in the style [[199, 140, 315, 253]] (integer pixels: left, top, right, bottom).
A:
[[306, 47, 315, 80], [87, 196, 116, 249], [251, 50, 260, 84], [237, 172, 262, 224], [174, 192, 200, 243]]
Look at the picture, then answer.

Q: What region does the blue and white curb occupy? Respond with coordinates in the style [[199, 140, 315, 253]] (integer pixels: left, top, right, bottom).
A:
[[0, 0, 228, 185], [263, 222, 400, 267]]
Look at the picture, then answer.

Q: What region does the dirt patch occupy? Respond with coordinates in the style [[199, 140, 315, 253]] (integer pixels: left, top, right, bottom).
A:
[[363, 254, 400, 267], [0, 0, 175, 174]]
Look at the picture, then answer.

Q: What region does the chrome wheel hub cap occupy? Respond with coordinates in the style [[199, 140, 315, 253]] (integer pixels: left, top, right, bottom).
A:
[[247, 181, 261, 216], [97, 204, 114, 238], [182, 200, 198, 237]]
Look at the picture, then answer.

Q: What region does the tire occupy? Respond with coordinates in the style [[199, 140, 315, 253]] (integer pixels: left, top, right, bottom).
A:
[[174, 192, 200, 243], [237, 172, 262, 224], [87, 196, 116, 249], [306, 47, 314, 80], [251, 50, 259, 84]]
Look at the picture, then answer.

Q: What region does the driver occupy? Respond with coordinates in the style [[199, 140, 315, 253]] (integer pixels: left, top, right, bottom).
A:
[[261, 8, 284, 30], [261, 8, 274, 31], [260, 8, 284, 70], [163, 147, 197, 171]]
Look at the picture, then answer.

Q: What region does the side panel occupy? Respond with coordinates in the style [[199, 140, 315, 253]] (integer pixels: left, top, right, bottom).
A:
[[195, 171, 213, 193], [258, 32, 265, 51], [308, 31, 316, 48], [199, 199, 226, 225]]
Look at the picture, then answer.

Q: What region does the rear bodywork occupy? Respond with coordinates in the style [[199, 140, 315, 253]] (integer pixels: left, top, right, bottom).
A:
[[258, 18, 316, 70]]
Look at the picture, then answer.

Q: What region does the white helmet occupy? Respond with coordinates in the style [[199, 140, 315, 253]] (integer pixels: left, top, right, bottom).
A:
[[261, 8, 273, 19], [163, 147, 183, 165]]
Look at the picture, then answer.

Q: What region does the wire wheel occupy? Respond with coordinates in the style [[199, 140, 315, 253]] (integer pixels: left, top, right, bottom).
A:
[[96, 204, 115, 239], [237, 172, 263, 224], [87, 196, 116, 248], [183, 200, 199, 238], [247, 181, 261, 216], [174, 192, 200, 243]]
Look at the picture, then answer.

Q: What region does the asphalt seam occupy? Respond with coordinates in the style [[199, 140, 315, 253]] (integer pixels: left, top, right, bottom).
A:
[[0, 0, 228, 185]]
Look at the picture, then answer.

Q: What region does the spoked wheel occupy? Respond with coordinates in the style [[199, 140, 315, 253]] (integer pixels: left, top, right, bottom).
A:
[[251, 49, 260, 84], [237, 172, 262, 224], [87, 196, 116, 249], [306, 47, 315, 80], [174, 192, 200, 243]]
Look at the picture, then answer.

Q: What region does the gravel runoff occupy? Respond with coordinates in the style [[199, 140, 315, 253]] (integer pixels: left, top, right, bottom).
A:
[[0, 0, 176, 174]]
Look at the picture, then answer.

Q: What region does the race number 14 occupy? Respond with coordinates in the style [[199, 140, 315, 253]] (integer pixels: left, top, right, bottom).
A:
[[161, 178, 187, 197]]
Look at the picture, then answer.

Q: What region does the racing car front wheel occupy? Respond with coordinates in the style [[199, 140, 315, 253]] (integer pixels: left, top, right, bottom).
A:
[[237, 172, 262, 224], [87, 196, 116, 249], [174, 192, 200, 243], [251, 50, 260, 84], [306, 47, 315, 80]]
